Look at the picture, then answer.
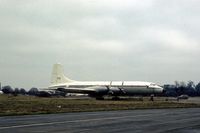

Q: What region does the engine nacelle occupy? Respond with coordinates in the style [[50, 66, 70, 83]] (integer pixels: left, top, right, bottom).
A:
[[108, 87, 122, 95]]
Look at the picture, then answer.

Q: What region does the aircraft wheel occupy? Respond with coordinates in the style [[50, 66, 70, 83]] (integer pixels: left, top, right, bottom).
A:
[[96, 97, 104, 100], [112, 96, 120, 100], [150, 94, 154, 101]]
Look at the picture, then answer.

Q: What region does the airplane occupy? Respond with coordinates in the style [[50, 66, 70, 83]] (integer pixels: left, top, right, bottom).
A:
[[48, 63, 164, 100]]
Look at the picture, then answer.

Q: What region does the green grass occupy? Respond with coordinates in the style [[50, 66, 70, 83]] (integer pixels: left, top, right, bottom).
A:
[[0, 95, 199, 116]]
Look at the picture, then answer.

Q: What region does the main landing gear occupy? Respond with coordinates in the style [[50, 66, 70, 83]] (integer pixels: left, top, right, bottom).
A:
[[111, 96, 120, 100], [96, 97, 104, 100]]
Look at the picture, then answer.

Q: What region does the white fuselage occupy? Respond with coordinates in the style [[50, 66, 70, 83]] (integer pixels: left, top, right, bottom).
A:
[[49, 81, 163, 96]]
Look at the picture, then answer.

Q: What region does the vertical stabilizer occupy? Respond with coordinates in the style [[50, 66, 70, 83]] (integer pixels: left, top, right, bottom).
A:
[[51, 63, 74, 85]]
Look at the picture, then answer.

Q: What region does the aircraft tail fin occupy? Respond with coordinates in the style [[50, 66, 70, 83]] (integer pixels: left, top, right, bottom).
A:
[[51, 63, 74, 85]]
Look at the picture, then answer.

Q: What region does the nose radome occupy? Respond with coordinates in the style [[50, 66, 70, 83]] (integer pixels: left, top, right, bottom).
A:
[[160, 86, 164, 93], [156, 86, 164, 93]]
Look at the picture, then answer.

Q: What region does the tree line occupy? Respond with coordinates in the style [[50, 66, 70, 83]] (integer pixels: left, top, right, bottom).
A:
[[0, 86, 66, 97], [163, 81, 200, 97]]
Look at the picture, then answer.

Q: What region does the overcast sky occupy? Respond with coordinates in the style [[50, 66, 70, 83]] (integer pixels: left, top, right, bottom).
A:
[[0, 0, 200, 88]]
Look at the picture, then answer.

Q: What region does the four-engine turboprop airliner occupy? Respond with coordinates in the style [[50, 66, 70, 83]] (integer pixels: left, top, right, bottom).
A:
[[48, 64, 164, 99]]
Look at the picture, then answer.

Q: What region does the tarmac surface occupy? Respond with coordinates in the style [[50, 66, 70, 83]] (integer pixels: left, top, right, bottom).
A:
[[0, 108, 200, 133]]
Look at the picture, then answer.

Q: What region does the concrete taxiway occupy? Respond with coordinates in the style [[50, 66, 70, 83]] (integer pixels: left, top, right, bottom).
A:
[[0, 108, 200, 133]]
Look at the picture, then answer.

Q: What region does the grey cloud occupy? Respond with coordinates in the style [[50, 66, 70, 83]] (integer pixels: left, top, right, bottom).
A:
[[0, 0, 200, 88]]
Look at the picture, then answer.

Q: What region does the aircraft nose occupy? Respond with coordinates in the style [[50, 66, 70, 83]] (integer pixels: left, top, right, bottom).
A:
[[160, 87, 165, 94], [156, 86, 164, 93], [149, 85, 164, 94]]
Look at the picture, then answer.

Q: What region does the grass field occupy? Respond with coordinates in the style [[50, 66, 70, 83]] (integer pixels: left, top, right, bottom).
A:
[[0, 95, 200, 116]]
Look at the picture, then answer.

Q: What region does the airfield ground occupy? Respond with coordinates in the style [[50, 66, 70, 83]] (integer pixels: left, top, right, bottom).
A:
[[0, 95, 200, 116]]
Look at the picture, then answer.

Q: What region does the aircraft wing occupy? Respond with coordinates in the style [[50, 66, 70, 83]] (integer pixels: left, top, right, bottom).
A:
[[48, 86, 109, 95]]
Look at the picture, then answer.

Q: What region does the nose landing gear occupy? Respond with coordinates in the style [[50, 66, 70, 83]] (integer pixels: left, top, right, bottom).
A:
[[150, 94, 154, 101]]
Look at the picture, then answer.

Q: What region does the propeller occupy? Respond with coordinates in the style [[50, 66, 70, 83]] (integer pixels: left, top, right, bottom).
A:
[[107, 81, 114, 95], [118, 81, 126, 94]]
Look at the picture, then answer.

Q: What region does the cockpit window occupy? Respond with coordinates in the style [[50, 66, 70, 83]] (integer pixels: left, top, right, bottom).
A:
[[150, 83, 156, 86]]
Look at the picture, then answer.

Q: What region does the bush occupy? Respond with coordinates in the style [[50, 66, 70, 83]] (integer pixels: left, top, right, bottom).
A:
[[2, 86, 13, 94], [28, 87, 39, 96]]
